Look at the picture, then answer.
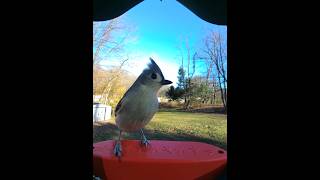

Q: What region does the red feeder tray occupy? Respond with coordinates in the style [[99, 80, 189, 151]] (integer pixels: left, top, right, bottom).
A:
[[93, 140, 227, 180]]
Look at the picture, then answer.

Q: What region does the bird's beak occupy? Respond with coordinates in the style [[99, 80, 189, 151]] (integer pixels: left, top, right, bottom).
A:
[[161, 80, 172, 85]]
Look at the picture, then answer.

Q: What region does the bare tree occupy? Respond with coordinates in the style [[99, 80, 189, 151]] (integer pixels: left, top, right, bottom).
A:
[[97, 59, 129, 104], [93, 16, 136, 63], [176, 37, 198, 109], [93, 17, 136, 106], [197, 31, 227, 109]]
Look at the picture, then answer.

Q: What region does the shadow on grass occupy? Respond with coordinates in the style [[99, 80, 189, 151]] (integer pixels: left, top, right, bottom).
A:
[[159, 107, 226, 114], [93, 122, 227, 150]]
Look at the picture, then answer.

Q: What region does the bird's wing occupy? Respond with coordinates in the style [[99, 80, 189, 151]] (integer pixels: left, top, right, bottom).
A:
[[114, 79, 139, 117], [115, 60, 154, 117], [114, 96, 123, 117]]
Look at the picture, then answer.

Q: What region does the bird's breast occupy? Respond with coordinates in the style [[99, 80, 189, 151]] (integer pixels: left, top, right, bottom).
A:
[[116, 86, 159, 132]]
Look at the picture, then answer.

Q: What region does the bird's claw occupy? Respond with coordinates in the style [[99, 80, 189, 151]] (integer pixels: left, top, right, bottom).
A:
[[141, 137, 150, 147], [113, 141, 122, 157]]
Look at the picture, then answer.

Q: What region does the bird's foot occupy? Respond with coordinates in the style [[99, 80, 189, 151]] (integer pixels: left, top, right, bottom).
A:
[[113, 141, 122, 157], [140, 136, 150, 147]]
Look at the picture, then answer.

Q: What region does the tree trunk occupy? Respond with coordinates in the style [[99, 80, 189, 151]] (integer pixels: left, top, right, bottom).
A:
[[217, 73, 226, 109]]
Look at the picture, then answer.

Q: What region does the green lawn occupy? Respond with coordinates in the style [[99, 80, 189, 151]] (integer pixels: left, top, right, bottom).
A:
[[93, 111, 227, 150]]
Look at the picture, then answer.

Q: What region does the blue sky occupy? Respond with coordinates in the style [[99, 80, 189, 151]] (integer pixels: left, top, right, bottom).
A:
[[95, 0, 227, 86]]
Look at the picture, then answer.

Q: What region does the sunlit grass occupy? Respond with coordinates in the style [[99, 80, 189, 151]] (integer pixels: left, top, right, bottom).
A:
[[93, 111, 227, 150]]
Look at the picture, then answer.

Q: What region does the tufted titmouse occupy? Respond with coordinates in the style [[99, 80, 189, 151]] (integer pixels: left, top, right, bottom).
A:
[[113, 58, 172, 157]]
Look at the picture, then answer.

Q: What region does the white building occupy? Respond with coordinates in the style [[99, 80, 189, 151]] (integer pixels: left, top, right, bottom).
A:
[[93, 103, 112, 122]]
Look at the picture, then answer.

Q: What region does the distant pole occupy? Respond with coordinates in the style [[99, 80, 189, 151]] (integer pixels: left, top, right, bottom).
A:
[[104, 107, 107, 120]]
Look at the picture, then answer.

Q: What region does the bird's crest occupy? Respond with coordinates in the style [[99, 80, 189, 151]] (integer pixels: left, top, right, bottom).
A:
[[143, 58, 164, 78]]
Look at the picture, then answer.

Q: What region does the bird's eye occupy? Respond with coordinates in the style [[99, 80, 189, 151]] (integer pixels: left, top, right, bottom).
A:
[[151, 73, 157, 79]]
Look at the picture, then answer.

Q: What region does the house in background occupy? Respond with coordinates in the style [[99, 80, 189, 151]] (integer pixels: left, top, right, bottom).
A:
[[158, 97, 170, 103], [93, 102, 112, 122]]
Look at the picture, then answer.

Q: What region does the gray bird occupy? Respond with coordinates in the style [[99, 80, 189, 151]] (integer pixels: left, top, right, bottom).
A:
[[113, 58, 172, 157]]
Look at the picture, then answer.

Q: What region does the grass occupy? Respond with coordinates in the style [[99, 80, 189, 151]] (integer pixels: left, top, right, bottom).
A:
[[93, 111, 227, 150]]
